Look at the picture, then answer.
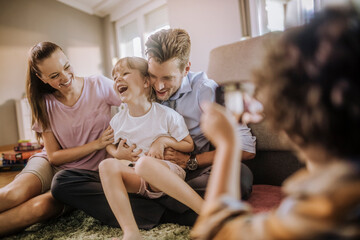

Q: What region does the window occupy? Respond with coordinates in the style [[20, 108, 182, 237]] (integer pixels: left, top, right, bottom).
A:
[[302, 0, 315, 23], [245, 0, 325, 37], [115, 2, 169, 60], [285, 0, 316, 29], [266, 0, 287, 31], [119, 21, 142, 58], [15, 98, 36, 142], [144, 5, 170, 42]]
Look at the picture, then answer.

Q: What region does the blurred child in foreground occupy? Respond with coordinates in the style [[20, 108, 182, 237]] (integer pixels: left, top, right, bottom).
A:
[[192, 5, 360, 240]]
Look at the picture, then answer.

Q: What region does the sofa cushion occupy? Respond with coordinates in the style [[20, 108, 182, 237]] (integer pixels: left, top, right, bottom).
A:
[[244, 151, 304, 186], [248, 122, 292, 151], [247, 184, 283, 213]]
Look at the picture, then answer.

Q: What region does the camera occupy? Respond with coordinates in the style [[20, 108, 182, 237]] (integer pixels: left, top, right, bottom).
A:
[[215, 81, 254, 115]]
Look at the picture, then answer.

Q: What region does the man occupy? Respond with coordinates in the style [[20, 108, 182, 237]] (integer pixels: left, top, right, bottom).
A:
[[145, 28, 256, 196], [51, 28, 256, 228]]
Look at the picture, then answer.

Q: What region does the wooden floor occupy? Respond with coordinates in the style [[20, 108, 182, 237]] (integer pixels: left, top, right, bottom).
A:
[[0, 144, 21, 188], [0, 171, 20, 188]]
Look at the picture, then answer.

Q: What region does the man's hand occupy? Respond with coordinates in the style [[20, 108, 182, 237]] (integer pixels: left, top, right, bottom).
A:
[[163, 147, 190, 169], [112, 139, 142, 161]]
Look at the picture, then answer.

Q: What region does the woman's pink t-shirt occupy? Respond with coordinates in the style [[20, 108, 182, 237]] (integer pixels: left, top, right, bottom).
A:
[[32, 75, 121, 171]]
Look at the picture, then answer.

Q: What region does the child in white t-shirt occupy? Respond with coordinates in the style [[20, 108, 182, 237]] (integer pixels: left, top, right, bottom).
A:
[[99, 57, 203, 240]]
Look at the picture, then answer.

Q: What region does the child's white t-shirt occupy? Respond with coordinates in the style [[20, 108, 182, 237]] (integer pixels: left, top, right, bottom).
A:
[[110, 102, 189, 156]]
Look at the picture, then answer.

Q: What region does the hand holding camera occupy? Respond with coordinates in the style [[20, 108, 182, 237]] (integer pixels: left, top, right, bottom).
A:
[[215, 81, 264, 124]]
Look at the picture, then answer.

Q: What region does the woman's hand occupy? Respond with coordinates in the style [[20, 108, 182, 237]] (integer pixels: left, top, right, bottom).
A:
[[110, 139, 142, 161], [200, 102, 238, 148], [95, 126, 114, 150], [200, 102, 243, 201]]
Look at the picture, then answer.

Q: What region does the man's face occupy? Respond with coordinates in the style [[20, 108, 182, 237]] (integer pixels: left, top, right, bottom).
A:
[[148, 58, 190, 101]]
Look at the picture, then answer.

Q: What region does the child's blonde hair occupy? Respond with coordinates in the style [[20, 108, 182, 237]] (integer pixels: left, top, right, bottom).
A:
[[112, 57, 155, 102]]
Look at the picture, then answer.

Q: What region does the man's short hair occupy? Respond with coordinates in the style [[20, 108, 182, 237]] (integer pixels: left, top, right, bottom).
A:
[[145, 28, 191, 71]]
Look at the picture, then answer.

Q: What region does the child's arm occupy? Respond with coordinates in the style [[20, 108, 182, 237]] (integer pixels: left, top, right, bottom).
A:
[[106, 139, 142, 161], [147, 134, 194, 159]]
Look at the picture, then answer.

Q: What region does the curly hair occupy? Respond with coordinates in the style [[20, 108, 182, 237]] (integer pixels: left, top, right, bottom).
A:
[[254, 6, 360, 158], [145, 28, 191, 71]]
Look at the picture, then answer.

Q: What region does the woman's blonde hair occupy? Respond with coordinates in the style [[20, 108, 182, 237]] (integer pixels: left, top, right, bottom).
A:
[[112, 57, 156, 102]]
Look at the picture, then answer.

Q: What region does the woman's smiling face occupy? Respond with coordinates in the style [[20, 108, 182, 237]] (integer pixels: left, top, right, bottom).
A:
[[37, 49, 75, 90]]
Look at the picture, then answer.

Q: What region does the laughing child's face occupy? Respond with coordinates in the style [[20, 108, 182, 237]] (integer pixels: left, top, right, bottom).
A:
[[113, 63, 149, 103]]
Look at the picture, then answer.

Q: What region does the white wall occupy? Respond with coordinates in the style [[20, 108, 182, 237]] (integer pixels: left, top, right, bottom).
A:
[[107, 0, 243, 73], [0, 0, 106, 145], [167, 0, 243, 72], [0, 0, 244, 146]]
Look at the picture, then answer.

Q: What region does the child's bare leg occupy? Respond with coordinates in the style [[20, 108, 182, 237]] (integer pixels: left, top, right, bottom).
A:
[[99, 158, 143, 240], [135, 157, 204, 214], [0, 173, 42, 212]]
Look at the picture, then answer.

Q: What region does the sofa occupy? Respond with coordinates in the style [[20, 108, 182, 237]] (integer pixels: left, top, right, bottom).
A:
[[207, 32, 304, 212]]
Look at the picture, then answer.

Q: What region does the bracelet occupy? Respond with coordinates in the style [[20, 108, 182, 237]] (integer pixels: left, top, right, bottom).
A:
[[186, 153, 198, 170]]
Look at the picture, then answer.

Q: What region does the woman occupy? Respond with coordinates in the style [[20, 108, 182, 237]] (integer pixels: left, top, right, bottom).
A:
[[192, 5, 360, 240], [0, 42, 120, 236]]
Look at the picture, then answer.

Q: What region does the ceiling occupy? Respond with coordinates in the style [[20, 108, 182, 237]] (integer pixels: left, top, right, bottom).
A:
[[57, 0, 124, 17]]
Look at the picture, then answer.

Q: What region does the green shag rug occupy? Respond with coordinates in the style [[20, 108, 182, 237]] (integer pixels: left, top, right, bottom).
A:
[[4, 210, 191, 240]]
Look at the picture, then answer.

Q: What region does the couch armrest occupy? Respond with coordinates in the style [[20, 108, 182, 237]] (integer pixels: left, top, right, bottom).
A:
[[207, 32, 277, 84], [248, 122, 292, 151], [244, 150, 304, 186]]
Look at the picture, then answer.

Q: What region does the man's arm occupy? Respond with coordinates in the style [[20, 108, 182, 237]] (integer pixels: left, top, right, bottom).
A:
[[163, 74, 256, 168], [147, 135, 194, 159], [197, 150, 254, 167], [163, 148, 255, 169], [162, 122, 256, 168]]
